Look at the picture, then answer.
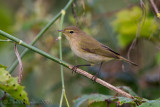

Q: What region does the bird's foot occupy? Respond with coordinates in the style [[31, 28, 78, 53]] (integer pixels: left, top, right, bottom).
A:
[[91, 75, 97, 81], [71, 65, 79, 74], [91, 71, 100, 82]]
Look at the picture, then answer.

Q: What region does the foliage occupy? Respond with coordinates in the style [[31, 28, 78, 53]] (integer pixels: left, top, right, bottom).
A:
[[112, 6, 158, 48], [0, 64, 29, 105], [73, 93, 160, 107], [139, 100, 160, 107], [73, 86, 141, 107], [73, 94, 136, 107]]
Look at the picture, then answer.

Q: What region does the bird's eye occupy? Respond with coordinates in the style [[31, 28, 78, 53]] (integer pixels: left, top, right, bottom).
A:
[[69, 31, 74, 34]]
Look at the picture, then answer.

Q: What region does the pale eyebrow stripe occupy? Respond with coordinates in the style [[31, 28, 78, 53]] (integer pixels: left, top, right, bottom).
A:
[[65, 30, 72, 31]]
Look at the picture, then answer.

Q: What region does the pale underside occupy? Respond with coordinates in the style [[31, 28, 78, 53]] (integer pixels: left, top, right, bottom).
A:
[[72, 48, 113, 63]]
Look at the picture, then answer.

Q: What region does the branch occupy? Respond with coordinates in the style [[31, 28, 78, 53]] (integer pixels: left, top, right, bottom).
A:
[[149, 0, 160, 19], [0, 30, 135, 100], [8, 0, 74, 73]]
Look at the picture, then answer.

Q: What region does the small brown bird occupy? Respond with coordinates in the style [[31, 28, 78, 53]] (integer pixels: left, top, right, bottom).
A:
[[58, 26, 137, 78]]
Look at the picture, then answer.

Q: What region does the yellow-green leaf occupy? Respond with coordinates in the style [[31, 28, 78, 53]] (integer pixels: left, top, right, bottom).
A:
[[0, 65, 29, 105], [112, 6, 158, 48]]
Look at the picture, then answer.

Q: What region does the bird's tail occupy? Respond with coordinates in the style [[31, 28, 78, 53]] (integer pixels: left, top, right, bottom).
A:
[[118, 56, 138, 66]]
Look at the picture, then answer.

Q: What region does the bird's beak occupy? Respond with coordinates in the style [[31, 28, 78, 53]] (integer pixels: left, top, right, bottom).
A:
[[58, 30, 65, 33]]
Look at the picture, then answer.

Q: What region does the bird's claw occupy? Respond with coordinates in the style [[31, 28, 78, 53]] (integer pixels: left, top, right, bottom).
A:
[[71, 65, 79, 74], [91, 75, 97, 81]]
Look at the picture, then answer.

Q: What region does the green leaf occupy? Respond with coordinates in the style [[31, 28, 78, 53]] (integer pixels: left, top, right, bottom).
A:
[[118, 97, 134, 105], [0, 65, 29, 105], [89, 101, 107, 107], [89, 101, 118, 107], [139, 100, 160, 107], [0, 64, 7, 69], [73, 94, 137, 107], [112, 6, 158, 48], [73, 94, 111, 107]]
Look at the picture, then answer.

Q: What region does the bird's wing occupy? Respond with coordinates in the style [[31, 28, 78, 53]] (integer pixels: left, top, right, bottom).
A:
[[79, 36, 120, 59]]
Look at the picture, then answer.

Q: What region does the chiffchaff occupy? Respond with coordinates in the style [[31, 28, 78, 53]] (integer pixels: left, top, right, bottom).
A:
[[58, 26, 137, 75]]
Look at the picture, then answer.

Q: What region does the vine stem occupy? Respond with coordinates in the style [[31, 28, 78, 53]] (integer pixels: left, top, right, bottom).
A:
[[0, 30, 135, 100], [0, 39, 12, 42], [8, 0, 74, 73], [59, 10, 70, 107]]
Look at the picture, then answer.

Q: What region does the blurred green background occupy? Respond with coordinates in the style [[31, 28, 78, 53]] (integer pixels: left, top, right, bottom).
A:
[[0, 0, 160, 106]]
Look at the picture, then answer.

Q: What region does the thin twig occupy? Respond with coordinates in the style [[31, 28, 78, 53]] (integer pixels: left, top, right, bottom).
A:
[[127, 0, 146, 60], [59, 89, 70, 107], [149, 0, 160, 19], [72, 3, 79, 26], [63, 91, 70, 107], [59, 90, 64, 107], [14, 44, 23, 84], [0, 30, 135, 100]]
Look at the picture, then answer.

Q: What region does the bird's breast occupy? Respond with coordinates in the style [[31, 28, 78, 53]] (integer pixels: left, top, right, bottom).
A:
[[68, 39, 112, 63]]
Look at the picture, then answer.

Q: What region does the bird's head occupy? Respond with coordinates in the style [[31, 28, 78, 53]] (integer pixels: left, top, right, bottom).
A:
[[58, 26, 81, 39]]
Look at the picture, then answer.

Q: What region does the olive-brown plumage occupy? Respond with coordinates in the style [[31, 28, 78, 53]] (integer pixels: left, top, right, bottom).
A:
[[58, 26, 137, 66]]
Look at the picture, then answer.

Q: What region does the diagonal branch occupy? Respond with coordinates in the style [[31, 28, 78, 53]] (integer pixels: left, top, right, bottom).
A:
[[0, 30, 135, 100]]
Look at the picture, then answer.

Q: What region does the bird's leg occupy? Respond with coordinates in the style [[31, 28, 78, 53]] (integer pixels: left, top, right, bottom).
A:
[[91, 62, 103, 81], [72, 64, 91, 74]]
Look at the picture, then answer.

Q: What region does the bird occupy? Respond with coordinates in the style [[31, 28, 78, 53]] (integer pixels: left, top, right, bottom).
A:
[[58, 26, 137, 79]]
